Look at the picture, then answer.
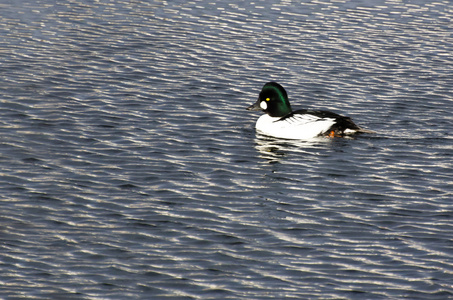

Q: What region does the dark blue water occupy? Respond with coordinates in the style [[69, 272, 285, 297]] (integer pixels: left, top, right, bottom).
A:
[[1, 0, 453, 299]]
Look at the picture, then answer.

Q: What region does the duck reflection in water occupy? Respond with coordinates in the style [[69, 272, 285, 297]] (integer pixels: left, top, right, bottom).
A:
[[254, 134, 331, 163]]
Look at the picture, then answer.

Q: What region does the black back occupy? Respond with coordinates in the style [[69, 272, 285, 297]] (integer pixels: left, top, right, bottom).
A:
[[280, 109, 361, 134]]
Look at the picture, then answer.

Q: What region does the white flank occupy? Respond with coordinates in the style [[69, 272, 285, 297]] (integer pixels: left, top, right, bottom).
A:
[[255, 114, 336, 139]]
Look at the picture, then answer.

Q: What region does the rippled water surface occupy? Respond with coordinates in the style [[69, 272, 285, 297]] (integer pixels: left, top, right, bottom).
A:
[[1, 0, 453, 299]]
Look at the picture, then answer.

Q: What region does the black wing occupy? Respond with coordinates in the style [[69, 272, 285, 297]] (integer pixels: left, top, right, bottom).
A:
[[280, 109, 362, 133]]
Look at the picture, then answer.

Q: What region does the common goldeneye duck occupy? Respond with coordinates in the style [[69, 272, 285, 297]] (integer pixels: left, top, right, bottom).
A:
[[247, 82, 373, 139]]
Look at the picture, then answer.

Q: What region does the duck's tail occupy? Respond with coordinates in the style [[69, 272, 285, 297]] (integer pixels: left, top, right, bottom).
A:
[[331, 116, 376, 136], [355, 127, 376, 134]]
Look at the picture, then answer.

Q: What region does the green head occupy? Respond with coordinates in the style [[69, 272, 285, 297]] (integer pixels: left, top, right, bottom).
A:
[[247, 82, 292, 117]]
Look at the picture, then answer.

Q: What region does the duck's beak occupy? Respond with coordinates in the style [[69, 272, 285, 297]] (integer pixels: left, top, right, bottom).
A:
[[246, 98, 262, 111]]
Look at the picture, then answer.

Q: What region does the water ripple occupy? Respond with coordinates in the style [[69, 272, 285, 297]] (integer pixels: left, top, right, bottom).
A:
[[1, 0, 453, 299]]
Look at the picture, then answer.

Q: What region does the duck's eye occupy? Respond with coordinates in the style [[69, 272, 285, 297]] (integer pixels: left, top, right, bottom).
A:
[[265, 98, 270, 101]]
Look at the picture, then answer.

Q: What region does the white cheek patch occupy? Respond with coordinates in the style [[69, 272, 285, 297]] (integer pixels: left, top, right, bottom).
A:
[[260, 101, 267, 110]]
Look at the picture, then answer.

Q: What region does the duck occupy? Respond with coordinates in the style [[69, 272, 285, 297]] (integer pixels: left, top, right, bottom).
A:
[[246, 82, 373, 139]]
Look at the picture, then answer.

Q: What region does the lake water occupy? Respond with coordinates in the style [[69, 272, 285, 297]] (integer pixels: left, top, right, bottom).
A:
[[1, 0, 452, 299]]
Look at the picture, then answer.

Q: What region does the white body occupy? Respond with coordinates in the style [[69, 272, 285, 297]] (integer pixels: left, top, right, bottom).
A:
[[256, 114, 339, 139]]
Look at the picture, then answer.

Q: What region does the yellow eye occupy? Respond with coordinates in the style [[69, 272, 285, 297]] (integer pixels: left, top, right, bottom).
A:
[[265, 98, 270, 101]]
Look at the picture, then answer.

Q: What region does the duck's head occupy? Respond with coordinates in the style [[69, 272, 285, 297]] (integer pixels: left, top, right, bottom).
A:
[[247, 82, 292, 117]]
